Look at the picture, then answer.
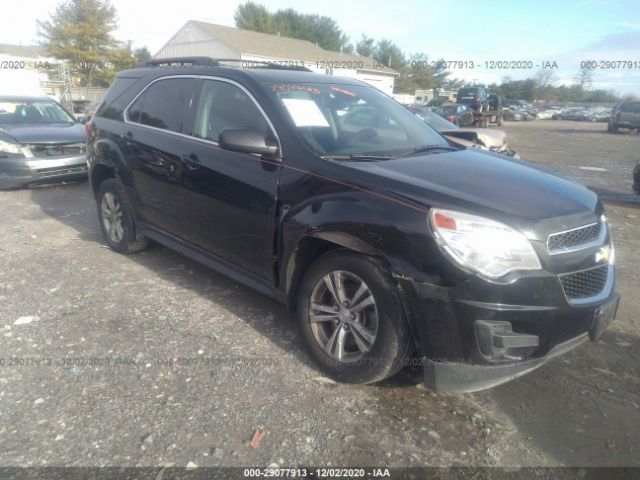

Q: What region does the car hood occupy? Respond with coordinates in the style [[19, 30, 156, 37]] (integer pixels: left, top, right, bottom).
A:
[[441, 128, 506, 148], [0, 123, 86, 144], [337, 149, 600, 240]]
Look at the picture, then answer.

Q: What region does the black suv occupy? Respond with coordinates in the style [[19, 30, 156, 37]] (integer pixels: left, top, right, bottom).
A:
[[87, 58, 618, 392], [608, 101, 640, 132], [456, 86, 488, 112]]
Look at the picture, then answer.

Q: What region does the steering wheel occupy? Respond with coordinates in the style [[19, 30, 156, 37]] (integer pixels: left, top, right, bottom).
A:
[[349, 128, 381, 145]]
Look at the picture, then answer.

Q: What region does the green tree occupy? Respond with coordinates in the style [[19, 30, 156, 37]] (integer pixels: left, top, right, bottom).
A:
[[234, 1, 274, 32], [37, 0, 119, 86], [373, 39, 406, 70], [94, 41, 134, 85], [355, 35, 376, 57], [234, 3, 353, 53], [134, 46, 151, 64], [395, 54, 450, 93]]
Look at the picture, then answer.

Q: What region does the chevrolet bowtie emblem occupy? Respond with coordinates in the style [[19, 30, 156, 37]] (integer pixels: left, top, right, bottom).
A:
[[595, 245, 611, 264]]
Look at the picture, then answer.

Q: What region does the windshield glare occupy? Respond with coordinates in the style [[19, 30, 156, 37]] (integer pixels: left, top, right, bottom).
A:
[[411, 108, 459, 131], [0, 99, 76, 125], [267, 83, 448, 157]]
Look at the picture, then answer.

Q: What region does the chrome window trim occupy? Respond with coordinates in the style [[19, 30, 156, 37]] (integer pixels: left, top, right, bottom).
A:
[[122, 74, 283, 160], [559, 263, 614, 306], [547, 221, 607, 255]]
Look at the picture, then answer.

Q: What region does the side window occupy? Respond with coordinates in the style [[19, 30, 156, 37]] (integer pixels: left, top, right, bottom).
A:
[[128, 95, 144, 123], [619, 103, 640, 113], [130, 78, 195, 133], [193, 80, 270, 142]]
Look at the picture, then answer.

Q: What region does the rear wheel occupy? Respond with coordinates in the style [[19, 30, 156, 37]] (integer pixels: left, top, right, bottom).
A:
[[297, 250, 412, 384], [97, 179, 148, 254]]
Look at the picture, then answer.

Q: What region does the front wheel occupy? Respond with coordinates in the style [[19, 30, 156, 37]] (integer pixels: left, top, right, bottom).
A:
[[97, 179, 149, 254], [297, 250, 412, 384]]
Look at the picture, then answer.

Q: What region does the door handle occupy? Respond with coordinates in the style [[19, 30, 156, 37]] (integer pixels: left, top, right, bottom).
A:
[[181, 153, 201, 170]]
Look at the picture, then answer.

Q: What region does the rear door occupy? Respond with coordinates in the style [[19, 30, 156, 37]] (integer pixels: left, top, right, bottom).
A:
[[632, 103, 640, 127], [617, 103, 635, 126], [175, 78, 282, 282], [123, 77, 197, 236]]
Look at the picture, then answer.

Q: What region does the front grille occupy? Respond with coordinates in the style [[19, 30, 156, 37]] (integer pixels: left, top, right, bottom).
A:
[[560, 265, 609, 300], [26, 143, 86, 158], [548, 222, 601, 252]]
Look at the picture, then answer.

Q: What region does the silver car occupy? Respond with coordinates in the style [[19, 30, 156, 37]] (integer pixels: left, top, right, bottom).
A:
[[0, 96, 88, 189]]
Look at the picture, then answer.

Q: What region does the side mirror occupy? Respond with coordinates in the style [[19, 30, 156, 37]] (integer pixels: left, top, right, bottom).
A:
[[219, 128, 278, 156]]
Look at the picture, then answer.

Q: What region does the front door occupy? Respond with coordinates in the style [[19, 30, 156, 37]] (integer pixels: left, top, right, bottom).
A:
[[176, 78, 282, 282]]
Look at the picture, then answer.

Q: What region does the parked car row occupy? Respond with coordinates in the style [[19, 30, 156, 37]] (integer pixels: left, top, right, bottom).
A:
[[551, 107, 611, 122], [407, 106, 517, 157]]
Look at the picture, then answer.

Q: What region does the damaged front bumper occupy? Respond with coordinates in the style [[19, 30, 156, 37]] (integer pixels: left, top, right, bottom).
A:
[[397, 271, 619, 393]]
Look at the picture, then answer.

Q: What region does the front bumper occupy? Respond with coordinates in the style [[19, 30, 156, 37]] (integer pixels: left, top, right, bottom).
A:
[[0, 155, 88, 189], [397, 268, 619, 393]]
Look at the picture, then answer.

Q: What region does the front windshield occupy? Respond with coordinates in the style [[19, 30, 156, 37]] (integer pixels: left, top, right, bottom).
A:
[[267, 83, 448, 157], [0, 99, 75, 125], [411, 109, 459, 131]]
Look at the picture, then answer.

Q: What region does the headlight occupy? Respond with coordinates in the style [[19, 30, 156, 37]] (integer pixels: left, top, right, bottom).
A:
[[0, 139, 32, 158], [430, 208, 541, 279]]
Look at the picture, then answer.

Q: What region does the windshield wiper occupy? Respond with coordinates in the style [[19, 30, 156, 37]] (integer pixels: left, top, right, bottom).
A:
[[395, 144, 459, 158], [322, 153, 395, 161]]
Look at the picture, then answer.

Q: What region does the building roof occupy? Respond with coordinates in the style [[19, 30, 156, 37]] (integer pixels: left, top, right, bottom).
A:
[[0, 43, 50, 59], [186, 21, 397, 75]]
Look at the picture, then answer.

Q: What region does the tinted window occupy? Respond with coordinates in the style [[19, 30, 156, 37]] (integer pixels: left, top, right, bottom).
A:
[[133, 78, 195, 132], [127, 95, 143, 123], [193, 80, 270, 142], [619, 103, 640, 113], [97, 76, 143, 120]]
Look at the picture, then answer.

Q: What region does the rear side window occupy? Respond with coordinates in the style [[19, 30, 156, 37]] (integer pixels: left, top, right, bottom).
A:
[[129, 78, 195, 133], [97, 76, 142, 120], [193, 80, 270, 142], [619, 103, 640, 113]]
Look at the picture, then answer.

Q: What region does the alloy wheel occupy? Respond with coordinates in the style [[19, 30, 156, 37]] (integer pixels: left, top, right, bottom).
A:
[[308, 270, 379, 363], [101, 192, 124, 244]]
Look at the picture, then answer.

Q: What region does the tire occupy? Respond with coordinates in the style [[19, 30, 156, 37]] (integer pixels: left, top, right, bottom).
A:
[[296, 250, 412, 384], [97, 179, 149, 254]]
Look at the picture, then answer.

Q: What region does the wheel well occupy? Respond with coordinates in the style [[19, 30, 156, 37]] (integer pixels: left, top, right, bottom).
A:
[[286, 237, 340, 311], [91, 164, 115, 199], [285, 235, 394, 312]]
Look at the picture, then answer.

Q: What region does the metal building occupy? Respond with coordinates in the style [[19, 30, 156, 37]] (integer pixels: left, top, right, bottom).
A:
[[154, 21, 398, 95]]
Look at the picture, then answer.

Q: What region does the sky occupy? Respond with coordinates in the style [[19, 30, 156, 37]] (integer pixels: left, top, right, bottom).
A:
[[4, 0, 640, 94]]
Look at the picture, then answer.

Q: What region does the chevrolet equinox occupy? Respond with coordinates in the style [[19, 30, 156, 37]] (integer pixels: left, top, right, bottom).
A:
[[87, 58, 619, 392]]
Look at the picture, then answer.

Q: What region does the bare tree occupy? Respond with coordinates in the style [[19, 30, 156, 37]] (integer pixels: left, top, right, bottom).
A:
[[574, 68, 593, 90], [534, 68, 557, 88]]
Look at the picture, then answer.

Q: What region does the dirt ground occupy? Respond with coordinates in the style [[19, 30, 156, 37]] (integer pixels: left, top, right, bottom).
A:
[[0, 120, 638, 469]]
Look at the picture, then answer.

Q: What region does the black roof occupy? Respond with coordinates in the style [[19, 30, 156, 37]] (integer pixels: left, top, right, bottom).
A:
[[119, 57, 369, 87]]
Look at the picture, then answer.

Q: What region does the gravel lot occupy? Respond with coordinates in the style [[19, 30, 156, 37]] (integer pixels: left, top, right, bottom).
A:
[[0, 120, 638, 469]]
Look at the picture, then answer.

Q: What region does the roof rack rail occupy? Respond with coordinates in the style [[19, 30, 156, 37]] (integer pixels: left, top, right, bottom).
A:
[[138, 57, 220, 68], [137, 56, 311, 72]]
